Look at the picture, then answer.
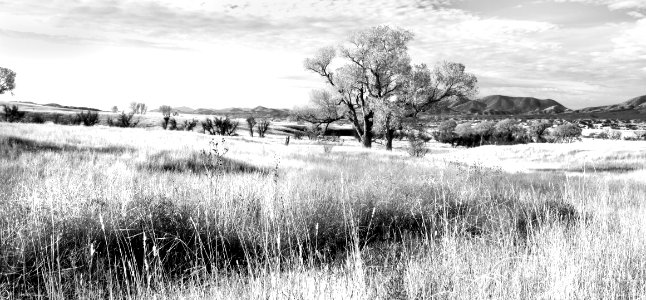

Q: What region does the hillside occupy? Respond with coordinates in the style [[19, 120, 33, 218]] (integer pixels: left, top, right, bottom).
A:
[[477, 95, 568, 114], [440, 95, 569, 115], [574, 95, 646, 113]]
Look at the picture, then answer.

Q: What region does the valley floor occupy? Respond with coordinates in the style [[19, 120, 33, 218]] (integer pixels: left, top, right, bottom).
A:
[[1, 123, 645, 299]]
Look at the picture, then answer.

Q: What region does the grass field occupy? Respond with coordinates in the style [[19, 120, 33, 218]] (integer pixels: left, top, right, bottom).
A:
[[1, 123, 646, 299]]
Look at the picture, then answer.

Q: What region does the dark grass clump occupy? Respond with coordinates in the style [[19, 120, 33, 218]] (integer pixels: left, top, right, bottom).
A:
[[0, 136, 134, 158], [138, 151, 271, 175]]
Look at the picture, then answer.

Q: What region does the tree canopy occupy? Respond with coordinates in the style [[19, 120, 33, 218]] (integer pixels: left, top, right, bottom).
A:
[[304, 25, 478, 150], [0, 67, 16, 95]]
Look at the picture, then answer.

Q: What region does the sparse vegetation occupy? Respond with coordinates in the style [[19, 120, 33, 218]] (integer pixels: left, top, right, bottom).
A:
[[551, 123, 583, 143], [107, 111, 139, 128], [130, 102, 148, 114], [1, 123, 646, 298], [201, 116, 239, 136], [72, 110, 100, 126], [256, 118, 270, 137], [246, 115, 257, 137], [2, 104, 26, 122], [183, 118, 198, 131], [407, 131, 431, 157]]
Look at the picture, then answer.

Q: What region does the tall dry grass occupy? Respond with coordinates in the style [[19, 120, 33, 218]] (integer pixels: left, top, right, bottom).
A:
[[0, 123, 645, 299]]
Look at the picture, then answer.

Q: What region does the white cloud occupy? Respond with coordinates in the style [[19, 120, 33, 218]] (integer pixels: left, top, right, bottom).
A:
[[0, 0, 644, 109]]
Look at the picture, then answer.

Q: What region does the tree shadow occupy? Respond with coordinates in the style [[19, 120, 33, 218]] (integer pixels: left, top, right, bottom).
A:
[[0, 136, 135, 155], [138, 150, 271, 175]]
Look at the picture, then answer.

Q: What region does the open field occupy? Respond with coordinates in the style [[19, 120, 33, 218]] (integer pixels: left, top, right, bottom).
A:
[[1, 123, 646, 299]]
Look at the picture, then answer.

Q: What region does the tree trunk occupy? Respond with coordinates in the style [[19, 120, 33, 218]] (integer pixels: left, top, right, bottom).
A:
[[361, 113, 373, 148], [385, 128, 395, 151]]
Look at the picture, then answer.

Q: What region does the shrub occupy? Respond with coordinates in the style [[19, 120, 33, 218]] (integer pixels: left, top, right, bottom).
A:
[[293, 130, 304, 140], [168, 118, 178, 130], [306, 125, 322, 140], [161, 116, 170, 129], [107, 111, 139, 128], [30, 113, 46, 124], [202, 117, 238, 135], [73, 110, 100, 126], [432, 120, 457, 145], [52, 113, 66, 125], [2, 104, 26, 122], [634, 131, 646, 140], [407, 132, 430, 157], [454, 122, 480, 148], [606, 129, 622, 140], [322, 143, 334, 153], [183, 119, 198, 131], [528, 119, 552, 143], [493, 119, 527, 144], [257, 119, 270, 138], [473, 121, 496, 145], [551, 123, 582, 143]]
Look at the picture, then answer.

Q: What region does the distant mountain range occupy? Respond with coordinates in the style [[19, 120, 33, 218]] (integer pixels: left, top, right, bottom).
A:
[[150, 105, 291, 118], [10, 94, 642, 120]]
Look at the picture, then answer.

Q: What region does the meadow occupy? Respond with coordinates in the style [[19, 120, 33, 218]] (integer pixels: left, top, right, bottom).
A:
[[1, 122, 646, 299]]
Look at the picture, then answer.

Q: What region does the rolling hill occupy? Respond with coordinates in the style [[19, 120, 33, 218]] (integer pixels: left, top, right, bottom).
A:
[[574, 95, 646, 113], [445, 95, 569, 115]]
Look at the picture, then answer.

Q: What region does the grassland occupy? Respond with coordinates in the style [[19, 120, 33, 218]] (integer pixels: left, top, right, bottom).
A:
[[1, 123, 646, 299]]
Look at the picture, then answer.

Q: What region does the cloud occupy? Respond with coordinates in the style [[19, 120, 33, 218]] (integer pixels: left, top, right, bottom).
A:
[[0, 0, 644, 108]]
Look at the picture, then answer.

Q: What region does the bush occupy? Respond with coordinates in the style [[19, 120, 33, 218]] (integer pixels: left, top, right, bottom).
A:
[[606, 129, 622, 140], [453, 122, 480, 148], [161, 116, 170, 129], [202, 117, 238, 136], [473, 121, 496, 145], [634, 131, 646, 140], [73, 110, 100, 126], [407, 132, 430, 157], [551, 123, 582, 143], [107, 111, 139, 128], [528, 120, 552, 143], [168, 118, 178, 130], [2, 105, 26, 122], [432, 120, 457, 145], [493, 119, 527, 144], [183, 119, 198, 131], [322, 143, 334, 153], [30, 113, 46, 124]]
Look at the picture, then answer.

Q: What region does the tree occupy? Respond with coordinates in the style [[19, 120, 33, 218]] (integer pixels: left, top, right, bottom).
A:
[[130, 102, 138, 114], [111, 106, 119, 113], [246, 115, 257, 137], [257, 119, 270, 138], [0, 67, 16, 95], [305, 26, 478, 150], [305, 26, 413, 148], [292, 89, 344, 137], [130, 102, 147, 114], [159, 105, 173, 129]]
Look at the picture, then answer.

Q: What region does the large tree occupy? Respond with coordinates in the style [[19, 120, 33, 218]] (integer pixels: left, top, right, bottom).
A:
[[305, 25, 413, 148], [0, 67, 16, 95], [305, 26, 478, 150]]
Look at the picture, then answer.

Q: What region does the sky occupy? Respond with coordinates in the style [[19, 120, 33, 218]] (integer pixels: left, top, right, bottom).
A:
[[0, 0, 645, 110]]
